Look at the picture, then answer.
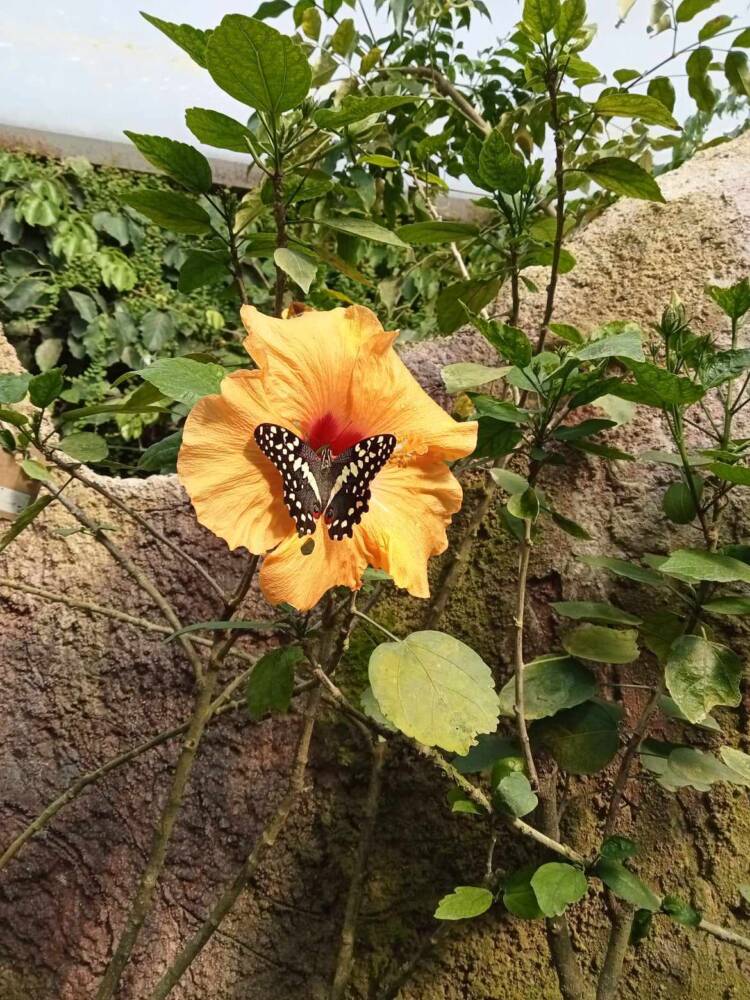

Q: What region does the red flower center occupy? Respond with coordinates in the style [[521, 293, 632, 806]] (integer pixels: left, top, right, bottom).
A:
[[307, 412, 365, 455]]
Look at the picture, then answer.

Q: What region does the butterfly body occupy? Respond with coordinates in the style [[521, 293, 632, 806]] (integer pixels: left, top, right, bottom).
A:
[[254, 423, 396, 540]]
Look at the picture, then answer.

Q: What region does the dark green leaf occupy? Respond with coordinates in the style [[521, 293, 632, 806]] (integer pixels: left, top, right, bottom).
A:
[[523, 0, 561, 35], [594, 860, 660, 910], [662, 480, 700, 523], [706, 279, 750, 319], [503, 865, 544, 919], [585, 158, 665, 203], [322, 215, 407, 248], [703, 596, 750, 615], [206, 14, 311, 114], [437, 278, 503, 334], [662, 894, 701, 927], [622, 360, 705, 407], [675, 0, 719, 21], [395, 221, 479, 245], [123, 190, 212, 235], [574, 329, 644, 362], [313, 94, 417, 129], [580, 553, 664, 585], [28, 368, 64, 408], [474, 421, 523, 459], [495, 772, 538, 817], [554, 418, 617, 441], [555, 0, 586, 42], [507, 487, 540, 522], [725, 51, 750, 96], [498, 654, 596, 719], [552, 601, 641, 625], [533, 700, 621, 774], [138, 431, 183, 473], [647, 76, 676, 112], [452, 733, 519, 774], [698, 13, 732, 40], [124, 132, 212, 193], [0, 495, 54, 553], [246, 646, 302, 720], [178, 249, 230, 293], [601, 835, 638, 862], [490, 468, 529, 494], [472, 315, 532, 367], [479, 130, 526, 194], [185, 107, 253, 153], [658, 548, 750, 583]]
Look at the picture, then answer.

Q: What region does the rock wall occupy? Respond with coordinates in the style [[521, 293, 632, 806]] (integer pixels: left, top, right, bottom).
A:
[[2, 133, 750, 999]]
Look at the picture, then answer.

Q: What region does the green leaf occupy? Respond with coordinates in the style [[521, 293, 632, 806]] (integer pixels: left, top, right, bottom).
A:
[[594, 860, 660, 910], [523, 0, 561, 35], [734, 27, 750, 46], [360, 154, 400, 168], [185, 107, 253, 153], [703, 596, 750, 615], [574, 329, 644, 362], [662, 894, 701, 927], [0, 407, 29, 428], [533, 700, 621, 774], [531, 863, 587, 917], [360, 686, 397, 732], [313, 94, 416, 129], [507, 487, 540, 521], [551, 511, 593, 540], [490, 468, 529, 494], [137, 358, 225, 408], [699, 13, 732, 40], [437, 278, 503, 334], [479, 131, 527, 194], [700, 348, 750, 388], [620, 361, 704, 407], [395, 221, 479, 245], [662, 480, 700, 524], [20, 458, 51, 482], [601, 835, 638, 862], [59, 431, 109, 463], [274, 247, 318, 293], [552, 601, 641, 626], [495, 771, 538, 817], [178, 249, 230, 293], [725, 50, 750, 96], [706, 279, 750, 320], [474, 421, 523, 460], [434, 886, 493, 921], [556, 0, 587, 42], [554, 418, 617, 441], [580, 553, 664, 586], [368, 630, 499, 754], [676, 0, 719, 20], [562, 625, 638, 664], [665, 635, 743, 723], [503, 866, 544, 919], [141, 12, 210, 66], [28, 369, 64, 408], [658, 694, 721, 731], [322, 215, 407, 248], [123, 190, 212, 234], [0, 373, 30, 404], [123, 132, 211, 193], [246, 646, 302, 720], [585, 158, 665, 203], [647, 76, 677, 112], [207, 15, 311, 113], [719, 746, 750, 786], [593, 93, 680, 129], [470, 395, 529, 424], [659, 548, 750, 584], [498, 654, 596, 720], [0, 495, 54, 554], [441, 363, 510, 394], [472, 315, 532, 367], [138, 431, 183, 473], [452, 733, 519, 774], [165, 618, 281, 642], [331, 17, 356, 56]]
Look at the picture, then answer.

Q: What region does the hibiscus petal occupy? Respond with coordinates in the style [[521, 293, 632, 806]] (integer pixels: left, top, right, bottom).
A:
[[178, 370, 293, 553], [350, 345, 478, 462], [360, 460, 464, 598], [240, 304, 394, 446], [259, 523, 369, 611]]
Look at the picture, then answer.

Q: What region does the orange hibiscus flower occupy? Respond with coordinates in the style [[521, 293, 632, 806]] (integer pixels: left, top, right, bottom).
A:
[[178, 303, 477, 611]]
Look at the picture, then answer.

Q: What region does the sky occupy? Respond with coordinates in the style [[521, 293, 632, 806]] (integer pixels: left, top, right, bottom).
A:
[[1, 0, 748, 166]]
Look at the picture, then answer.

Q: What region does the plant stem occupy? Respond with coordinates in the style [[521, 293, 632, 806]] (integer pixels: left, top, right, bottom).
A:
[[537, 63, 566, 354], [272, 159, 288, 317], [146, 685, 323, 1000], [95, 558, 259, 1000], [329, 739, 386, 1000], [351, 607, 399, 642], [513, 517, 540, 789], [381, 65, 491, 134]]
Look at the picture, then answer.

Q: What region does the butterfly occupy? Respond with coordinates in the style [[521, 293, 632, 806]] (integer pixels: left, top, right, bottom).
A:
[[254, 423, 397, 540]]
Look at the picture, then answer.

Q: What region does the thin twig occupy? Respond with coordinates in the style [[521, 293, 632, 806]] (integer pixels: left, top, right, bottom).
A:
[[513, 517, 540, 789], [146, 685, 323, 1000], [330, 739, 386, 1000], [381, 65, 491, 135], [95, 558, 259, 1000]]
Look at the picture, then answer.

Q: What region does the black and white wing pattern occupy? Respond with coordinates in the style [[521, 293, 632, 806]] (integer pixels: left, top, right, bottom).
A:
[[324, 434, 397, 540], [254, 423, 323, 537]]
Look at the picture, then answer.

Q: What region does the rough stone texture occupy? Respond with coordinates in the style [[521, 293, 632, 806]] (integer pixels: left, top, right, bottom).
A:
[[2, 133, 750, 999]]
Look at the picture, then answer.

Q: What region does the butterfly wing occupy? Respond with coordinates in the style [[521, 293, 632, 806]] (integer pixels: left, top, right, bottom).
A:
[[324, 434, 397, 540], [254, 423, 323, 537]]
